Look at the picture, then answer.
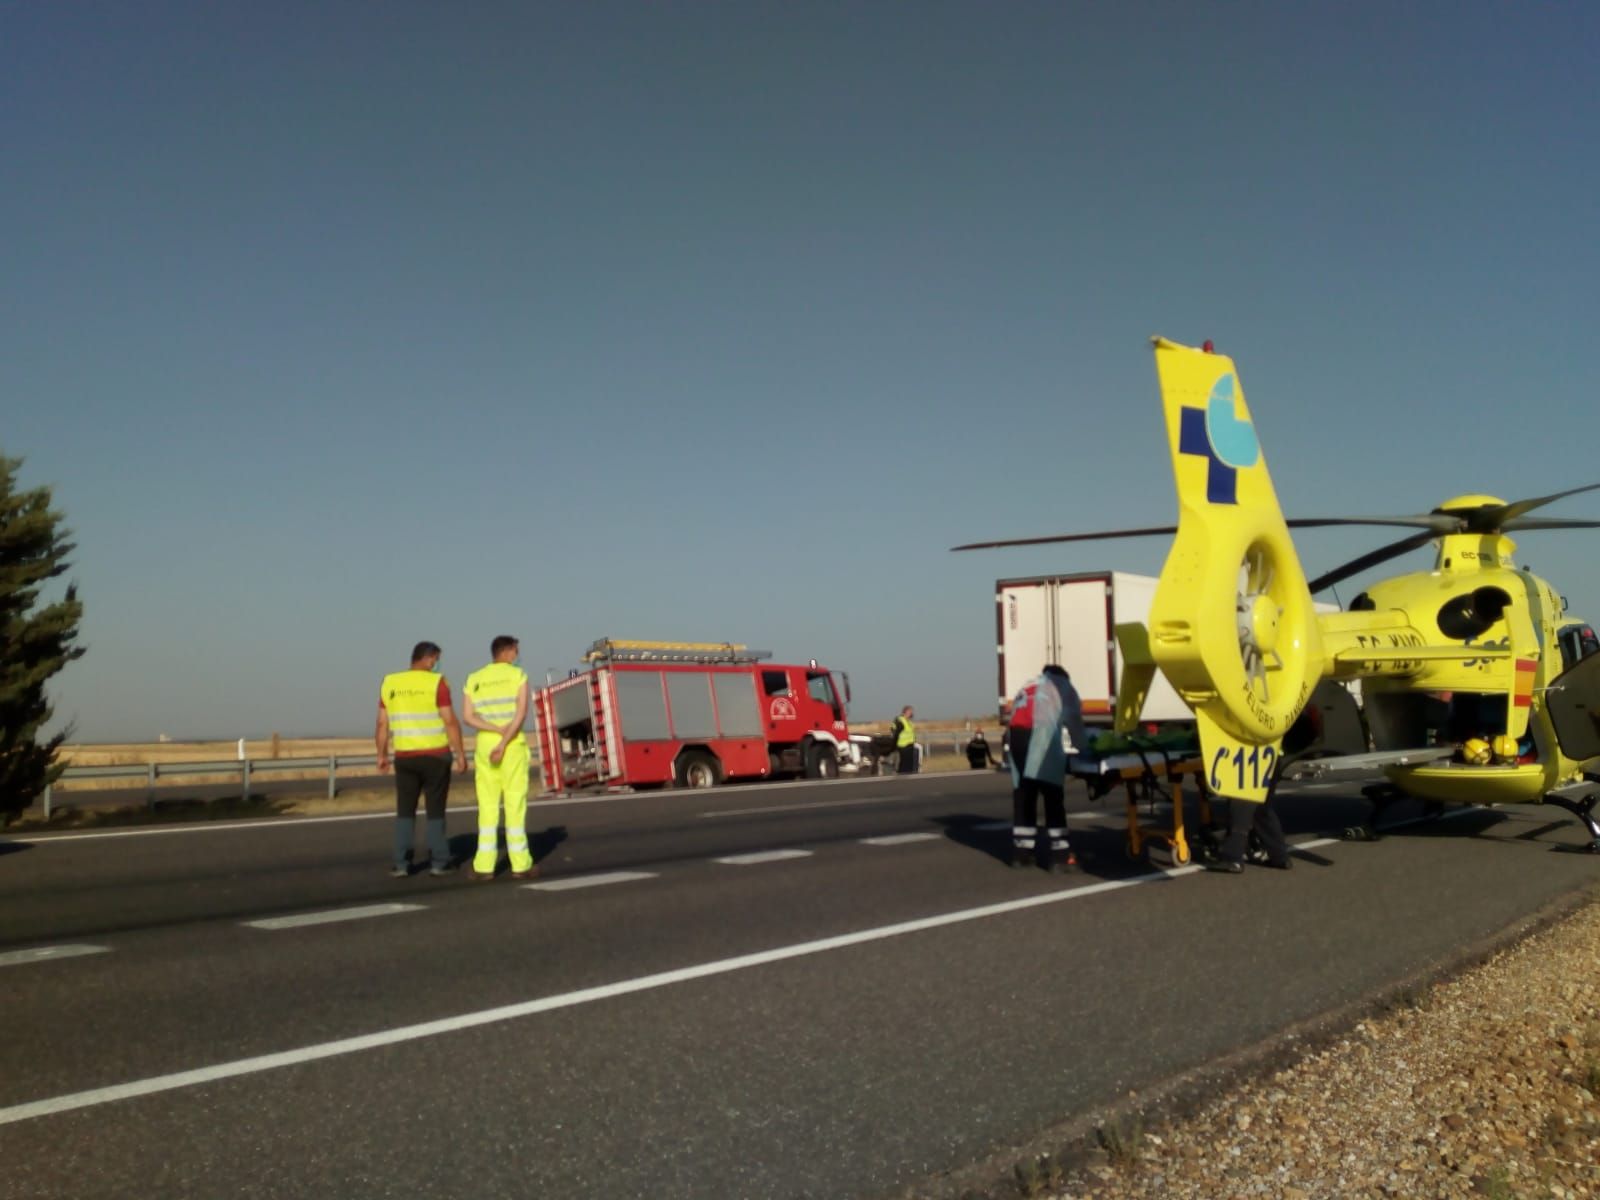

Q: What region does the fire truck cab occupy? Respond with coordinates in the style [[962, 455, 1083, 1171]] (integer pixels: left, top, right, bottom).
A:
[[533, 639, 862, 792]]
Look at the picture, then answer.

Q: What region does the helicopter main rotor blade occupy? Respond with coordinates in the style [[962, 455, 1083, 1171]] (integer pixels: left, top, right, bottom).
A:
[[1306, 530, 1439, 594], [1493, 482, 1600, 525], [950, 515, 1452, 553], [949, 525, 1178, 552], [1499, 517, 1600, 532], [951, 490, 1600, 556], [1285, 516, 1457, 532]]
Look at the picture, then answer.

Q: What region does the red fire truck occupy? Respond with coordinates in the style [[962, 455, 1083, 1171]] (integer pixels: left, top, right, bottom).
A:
[[533, 639, 865, 792]]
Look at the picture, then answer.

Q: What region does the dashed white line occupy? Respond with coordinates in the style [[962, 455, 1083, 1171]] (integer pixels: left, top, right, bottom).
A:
[[19, 772, 942, 843], [700, 794, 921, 818], [524, 871, 657, 892], [859, 833, 942, 846], [243, 903, 424, 931], [714, 849, 814, 865], [0, 945, 110, 969], [0, 864, 1192, 1127]]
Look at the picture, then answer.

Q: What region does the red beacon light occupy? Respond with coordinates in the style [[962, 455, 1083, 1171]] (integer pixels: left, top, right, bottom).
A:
[[1202, 340, 1215, 353]]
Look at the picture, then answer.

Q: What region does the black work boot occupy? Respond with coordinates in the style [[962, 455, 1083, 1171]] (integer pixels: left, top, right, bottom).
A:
[[1043, 846, 1077, 874]]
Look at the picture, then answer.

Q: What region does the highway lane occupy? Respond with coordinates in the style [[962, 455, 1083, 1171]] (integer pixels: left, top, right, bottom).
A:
[[2, 773, 1599, 1199]]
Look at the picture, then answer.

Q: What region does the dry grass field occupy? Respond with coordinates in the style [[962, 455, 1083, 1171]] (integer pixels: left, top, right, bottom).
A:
[[60, 737, 373, 767]]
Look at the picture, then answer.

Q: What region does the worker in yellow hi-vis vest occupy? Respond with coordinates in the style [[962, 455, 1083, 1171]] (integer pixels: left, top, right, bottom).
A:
[[891, 705, 919, 774], [461, 635, 535, 881], [377, 640, 467, 877]]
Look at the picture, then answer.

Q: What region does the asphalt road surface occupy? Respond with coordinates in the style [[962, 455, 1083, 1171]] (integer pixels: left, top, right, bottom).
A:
[[3, 770, 1598, 1199]]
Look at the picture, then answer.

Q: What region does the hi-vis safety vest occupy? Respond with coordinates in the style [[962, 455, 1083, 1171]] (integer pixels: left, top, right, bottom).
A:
[[381, 669, 448, 753], [895, 717, 917, 748], [465, 661, 528, 749]]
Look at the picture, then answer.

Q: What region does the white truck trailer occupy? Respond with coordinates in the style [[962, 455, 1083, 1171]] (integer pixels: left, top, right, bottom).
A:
[[995, 572, 1190, 726], [995, 572, 1358, 740]]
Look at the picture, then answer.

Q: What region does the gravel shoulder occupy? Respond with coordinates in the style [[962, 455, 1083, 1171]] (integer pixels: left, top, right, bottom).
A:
[[925, 884, 1600, 1200]]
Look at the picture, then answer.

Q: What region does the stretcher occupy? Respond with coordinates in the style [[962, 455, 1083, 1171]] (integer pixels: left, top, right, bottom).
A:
[[1069, 746, 1212, 866]]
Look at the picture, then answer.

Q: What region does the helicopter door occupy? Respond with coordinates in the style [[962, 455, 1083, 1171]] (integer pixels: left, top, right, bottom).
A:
[[1545, 650, 1600, 763]]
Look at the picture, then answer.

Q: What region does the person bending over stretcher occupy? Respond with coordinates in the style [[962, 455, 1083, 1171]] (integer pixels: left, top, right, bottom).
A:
[[1006, 665, 1088, 873]]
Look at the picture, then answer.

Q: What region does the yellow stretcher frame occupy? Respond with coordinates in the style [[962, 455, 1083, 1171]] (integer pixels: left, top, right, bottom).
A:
[[1098, 622, 1213, 864], [1073, 752, 1212, 866]]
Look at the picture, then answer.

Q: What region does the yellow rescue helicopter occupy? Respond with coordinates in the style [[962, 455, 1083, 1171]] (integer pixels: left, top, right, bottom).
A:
[[955, 337, 1600, 851]]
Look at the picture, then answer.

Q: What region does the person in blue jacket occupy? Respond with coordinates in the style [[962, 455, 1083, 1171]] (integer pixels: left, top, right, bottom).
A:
[[1005, 664, 1088, 872]]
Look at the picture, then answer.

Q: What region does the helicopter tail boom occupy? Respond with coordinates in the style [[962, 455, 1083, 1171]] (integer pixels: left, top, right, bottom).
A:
[[1145, 338, 1327, 801]]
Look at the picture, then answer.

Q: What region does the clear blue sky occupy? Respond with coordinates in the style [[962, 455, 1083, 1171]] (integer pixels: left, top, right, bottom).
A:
[[6, 2, 1599, 742]]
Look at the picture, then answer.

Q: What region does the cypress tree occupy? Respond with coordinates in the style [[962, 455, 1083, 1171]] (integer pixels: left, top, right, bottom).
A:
[[1, 454, 84, 818]]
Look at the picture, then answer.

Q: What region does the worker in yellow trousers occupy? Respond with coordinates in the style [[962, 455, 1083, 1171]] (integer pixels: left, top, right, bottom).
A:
[[461, 635, 535, 881]]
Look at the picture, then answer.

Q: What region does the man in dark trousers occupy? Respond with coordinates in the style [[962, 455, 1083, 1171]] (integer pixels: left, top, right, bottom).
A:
[[1006, 665, 1088, 872], [376, 641, 468, 877], [1206, 703, 1322, 873]]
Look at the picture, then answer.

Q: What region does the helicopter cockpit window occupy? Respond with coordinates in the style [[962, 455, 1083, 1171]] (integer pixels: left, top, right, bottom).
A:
[[1557, 624, 1600, 673]]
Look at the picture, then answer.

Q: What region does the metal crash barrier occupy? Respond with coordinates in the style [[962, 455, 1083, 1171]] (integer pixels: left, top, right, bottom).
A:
[[37, 755, 387, 819]]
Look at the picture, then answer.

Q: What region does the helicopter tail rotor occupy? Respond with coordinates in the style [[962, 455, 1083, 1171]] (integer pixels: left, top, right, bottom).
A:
[[1145, 338, 1326, 800]]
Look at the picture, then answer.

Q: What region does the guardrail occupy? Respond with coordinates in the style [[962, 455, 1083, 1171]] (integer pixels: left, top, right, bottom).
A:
[[40, 755, 389, 819]]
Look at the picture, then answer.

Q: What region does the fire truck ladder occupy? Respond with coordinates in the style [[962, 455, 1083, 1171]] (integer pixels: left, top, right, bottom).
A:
[[583, 638, 774, 666], [587, 668, 614, 782]]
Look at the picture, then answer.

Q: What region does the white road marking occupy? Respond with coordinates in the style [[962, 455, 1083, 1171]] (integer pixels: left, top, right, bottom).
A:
[[16, 772, 958, 843], [524, 871, 657, 892], [0, 945, 110, 969], [243, 903, 424, 931], [14, 809, 445, 842], [0, 863, 1196, 1127], [859, 833, 942, 846], [714, 849, 814, 865], [700, 794, 921, 818]]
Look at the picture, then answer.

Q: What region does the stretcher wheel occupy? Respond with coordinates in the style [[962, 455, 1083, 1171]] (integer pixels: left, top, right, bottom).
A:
[[1172, 839, 1192, 866]]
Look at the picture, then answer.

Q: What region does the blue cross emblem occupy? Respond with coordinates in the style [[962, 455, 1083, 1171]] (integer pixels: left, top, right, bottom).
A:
[[1177, 373, 1260, 505]]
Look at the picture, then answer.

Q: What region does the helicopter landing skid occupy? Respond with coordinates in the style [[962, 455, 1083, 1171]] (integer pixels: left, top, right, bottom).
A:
[[1342, 783, 1407, 841], [1542, 776, 1600, 853]]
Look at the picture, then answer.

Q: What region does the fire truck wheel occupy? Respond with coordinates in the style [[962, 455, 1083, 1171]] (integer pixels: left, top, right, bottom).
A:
[[675, 750, 721, 789], [804, 743, 839, 780]]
